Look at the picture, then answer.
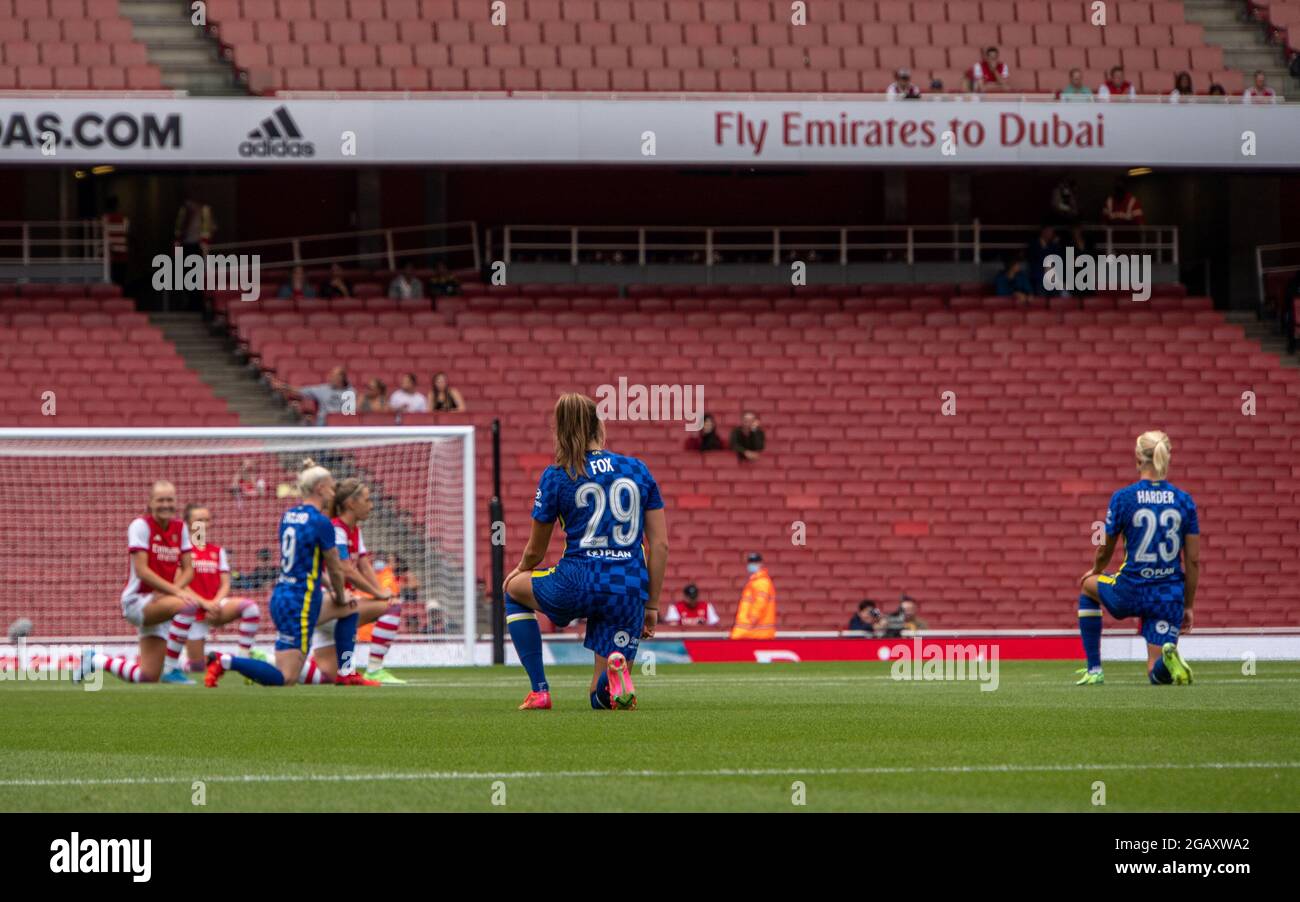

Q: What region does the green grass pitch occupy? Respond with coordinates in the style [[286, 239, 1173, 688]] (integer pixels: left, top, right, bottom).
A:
[[2, 661, 1297, 812]]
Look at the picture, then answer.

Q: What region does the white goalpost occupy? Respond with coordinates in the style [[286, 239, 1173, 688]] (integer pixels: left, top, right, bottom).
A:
[[0, 427, 476, 666]]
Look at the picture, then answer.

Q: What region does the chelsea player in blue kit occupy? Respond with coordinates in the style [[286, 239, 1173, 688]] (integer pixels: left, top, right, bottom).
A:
[[205, 459, 357, 688], [502, 393, 670, 710], [1077, 431, 1200, 685]]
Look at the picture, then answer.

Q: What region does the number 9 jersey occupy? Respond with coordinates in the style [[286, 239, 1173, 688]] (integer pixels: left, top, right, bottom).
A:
[[270, 502, 339, 653]]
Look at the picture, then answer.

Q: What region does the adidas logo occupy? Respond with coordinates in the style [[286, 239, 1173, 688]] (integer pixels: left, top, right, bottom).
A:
[[239, 106, 315, 158]]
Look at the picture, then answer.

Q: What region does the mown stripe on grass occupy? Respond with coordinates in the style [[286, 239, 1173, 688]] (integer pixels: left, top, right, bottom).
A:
[[1, 760, 1296, 788]]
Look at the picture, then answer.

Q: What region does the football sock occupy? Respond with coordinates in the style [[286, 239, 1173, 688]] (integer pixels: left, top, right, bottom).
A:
[[1078, 594, 1103, 671], [333, 613, 359, 675], [299, 658, 327, 684], [367, 605, 402, 670], [237, 600, 260, 653], [590, 670, 611, 710], [1149, 655, 1173, 685], [97, 654, 144, 683], [163, 604, 198, 673], [506, 596, 548, 692], [224, 654, 285, 686]]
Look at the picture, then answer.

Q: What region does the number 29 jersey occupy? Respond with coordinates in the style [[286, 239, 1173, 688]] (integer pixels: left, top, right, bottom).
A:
[[1104, 479, 1199, 586], [532, 449, 663, 585]]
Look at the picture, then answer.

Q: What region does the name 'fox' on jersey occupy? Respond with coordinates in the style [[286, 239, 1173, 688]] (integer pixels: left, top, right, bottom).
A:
[[533, 449, 664, 579], [1105, 479, 1199, 586]]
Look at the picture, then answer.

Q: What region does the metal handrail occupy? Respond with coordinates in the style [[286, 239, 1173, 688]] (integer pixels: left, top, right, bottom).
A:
[[206, 221, 481, 272], [502, 223, 1180, 266]]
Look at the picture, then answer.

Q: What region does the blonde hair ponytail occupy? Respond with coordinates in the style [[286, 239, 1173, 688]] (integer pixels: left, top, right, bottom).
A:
[[298, 457, 332, 496], [1135, 431, 1171, 479]]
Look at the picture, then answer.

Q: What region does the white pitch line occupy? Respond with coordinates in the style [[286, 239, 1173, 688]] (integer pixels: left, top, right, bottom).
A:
[[0, 760, 1296, 789]]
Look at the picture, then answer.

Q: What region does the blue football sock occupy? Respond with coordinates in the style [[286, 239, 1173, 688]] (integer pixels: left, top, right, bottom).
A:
[[333, 613, 359, 674], [1078, 594, 1103, 670], [1149, 655, 1173, 685], [228, 655, 285, 686], [590, 670, 610, 710], [506, 596, 548, 692]]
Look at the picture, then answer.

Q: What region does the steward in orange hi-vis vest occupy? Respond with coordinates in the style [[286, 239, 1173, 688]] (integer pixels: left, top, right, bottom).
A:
[[730, 553, 776, 640]]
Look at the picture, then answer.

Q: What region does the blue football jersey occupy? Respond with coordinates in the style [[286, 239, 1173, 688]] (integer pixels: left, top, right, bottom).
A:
[[532, 450, 663, 571], [1104, 479, 1199, 585], [275, 503, 336, 594]]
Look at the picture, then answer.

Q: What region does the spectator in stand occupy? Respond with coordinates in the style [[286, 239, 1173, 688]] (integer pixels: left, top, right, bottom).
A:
[[1243, 70, 1276, 102], [229, 458, 266, 508], [848, 599, 884, 635], [1101, 178, 1145, 226], [359, 378, 388, 413], [102, 196, 130, 286], [685, 412, 725, 451], [1050, 176, 1079, 226], [1025, 225, 1063, 297], [388, 261, 425, 300], [321, 262, 352, 299], [298, 365, 351, 425], [231, 548, 277, 593], [966, 46, 1010, 93], [995, 255, 1033, 303], [388, 373, 429, 413], [1057, 68, 1093, 101], [885, 67, 922, 99], [429, 262, 461, 296], [173, 194, 215, 309], [429, 371, 466, 412], [277, 265, 317, 300], [880, 596, 928, 637], [662, 584, 721, 627], [729, 553, 776, 640], [1168, 71, 1195, 102], [174, 195, 214, 259], [1208, 83, 1227, 97], [730, 410, 765, 462], [1097, 66, 1136, 100]]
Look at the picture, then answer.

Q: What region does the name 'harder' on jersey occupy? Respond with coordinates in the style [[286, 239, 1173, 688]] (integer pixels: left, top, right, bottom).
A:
[[1106, 480, 1200, 584]]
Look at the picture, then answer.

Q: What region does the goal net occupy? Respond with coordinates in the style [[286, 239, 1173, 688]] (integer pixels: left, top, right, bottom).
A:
[[0, 427, 476, 666]]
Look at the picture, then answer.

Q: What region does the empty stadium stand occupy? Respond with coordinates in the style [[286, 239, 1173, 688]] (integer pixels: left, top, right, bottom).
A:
[[204, 0, 1247, 96], [0, 283, 240, 425], [210, 281, 1300, 632], [0, 0, 164, 90]]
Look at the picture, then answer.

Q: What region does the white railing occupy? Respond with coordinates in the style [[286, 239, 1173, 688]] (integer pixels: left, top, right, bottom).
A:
[[0, 220, 108, 280], [495, 222, 1179, 267], [207, 221, 480, 273], [1256, 240, 1300, 313]]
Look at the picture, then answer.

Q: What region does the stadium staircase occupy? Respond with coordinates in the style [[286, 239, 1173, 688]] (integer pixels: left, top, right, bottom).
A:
[[1185, 0, 1300, 94], [1227, 309, 1300, 366], [118, 0, 247, 94], [148, 311, 297, 425]]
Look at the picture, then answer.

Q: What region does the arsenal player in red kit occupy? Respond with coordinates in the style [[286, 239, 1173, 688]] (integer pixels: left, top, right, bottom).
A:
[[77, 481, 215, 684], [182, 503, 265, 670]]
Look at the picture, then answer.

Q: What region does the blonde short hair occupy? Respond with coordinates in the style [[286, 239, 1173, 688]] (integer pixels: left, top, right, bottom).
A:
[[298, 458, 332, 496]]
